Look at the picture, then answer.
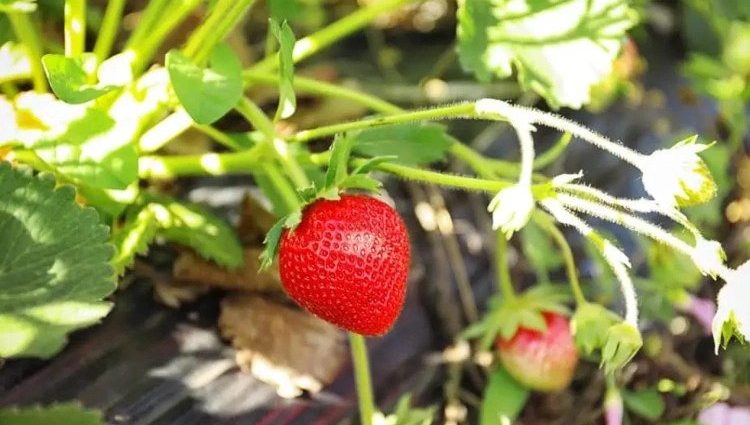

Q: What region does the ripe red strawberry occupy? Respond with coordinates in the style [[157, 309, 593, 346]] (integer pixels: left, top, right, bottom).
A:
[[278, 194, 410, 335], [496, 311, 579, 391]]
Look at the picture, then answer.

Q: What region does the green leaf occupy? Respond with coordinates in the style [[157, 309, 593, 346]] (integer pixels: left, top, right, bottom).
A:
[[259, 211, 302, 269], [111, 205, 159, 276], [166, 43, 243, 124], [42, 53, 121, 104], [0, 42, 31, 84], [148, 197, 244, 269], [622, 388, 666, 421], [571, 302, 620, 356], [457, 0, 638, 109], [270, 19, 297, 120], [0, 403, 104, 425], [28, 104, 138, 189], [0, 0, 36, 13], [481, 367, 529, 425], [0, 163, 115, 358], [351, 123, 453, 165]]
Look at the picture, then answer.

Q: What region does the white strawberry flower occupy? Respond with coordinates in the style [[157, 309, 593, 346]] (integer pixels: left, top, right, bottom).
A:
[[691, 238, 728, 279], [488, 184, 534, 239], [638, 136, 716, 208], [713, 261, 750, 352]]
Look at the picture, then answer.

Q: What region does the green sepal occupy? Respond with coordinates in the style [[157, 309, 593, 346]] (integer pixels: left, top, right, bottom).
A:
[[571, 302, 621, 356], [601, 322, 643, 373], [259, 211, 302, 270], [461, 285, 570, 350]]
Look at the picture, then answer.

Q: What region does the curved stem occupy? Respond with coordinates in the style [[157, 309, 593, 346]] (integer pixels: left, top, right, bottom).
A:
[[7, 12, 47, 92], [289, 102, 476, 143], [124, 0, 169, 49], [236, 97, 310, 188], [242, 70, 403, 114], [496, 231, 517, 300], [64, 0, 86, 57], [349, 333, 375, 425], [533, 212, 586, 305], [93, 0, 125, 62]]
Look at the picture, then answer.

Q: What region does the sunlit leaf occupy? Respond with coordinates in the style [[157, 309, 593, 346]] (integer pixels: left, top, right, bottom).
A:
[[457, 0, 638, 109], [351, 123, 453, 165], [0, 163, 115, 358], [481, 367, 529, 425], [167, 43, 243, 124]]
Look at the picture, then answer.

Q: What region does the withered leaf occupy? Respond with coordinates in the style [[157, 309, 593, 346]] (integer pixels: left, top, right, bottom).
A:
[[219, 294, 346, 398], [173, 248, 282, 292]]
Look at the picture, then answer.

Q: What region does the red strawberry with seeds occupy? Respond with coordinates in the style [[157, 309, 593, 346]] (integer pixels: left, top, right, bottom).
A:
[[496, 311, 579, 391], [278, 194, 410, 335]]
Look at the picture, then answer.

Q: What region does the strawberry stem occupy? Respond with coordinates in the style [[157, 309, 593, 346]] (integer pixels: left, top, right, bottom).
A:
[[349, 333, 375, 425], [495, 231, 517, 301], [534, 211, 586, 306]]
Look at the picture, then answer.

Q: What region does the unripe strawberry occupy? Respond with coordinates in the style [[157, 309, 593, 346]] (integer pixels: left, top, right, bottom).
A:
[[496, 311, 579, 391], [279, 194, 410, 335]]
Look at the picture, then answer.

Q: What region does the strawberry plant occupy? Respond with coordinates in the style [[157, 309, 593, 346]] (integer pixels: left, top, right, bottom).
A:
[[1, 0, 749, 424]]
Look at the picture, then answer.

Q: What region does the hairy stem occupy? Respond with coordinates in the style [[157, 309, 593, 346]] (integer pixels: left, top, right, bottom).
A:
[[496, 231, 517, 300], [533, 211, 586, 305]]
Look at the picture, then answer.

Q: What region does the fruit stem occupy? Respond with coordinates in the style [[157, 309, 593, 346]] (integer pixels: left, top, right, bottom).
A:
[[64, 0, 86, 57], [92, 0, 126, 62], [349, 333, 376, 425], [534, 211, 586, 306], [6, 12, 47, 92], [495, 231, 517, 301]]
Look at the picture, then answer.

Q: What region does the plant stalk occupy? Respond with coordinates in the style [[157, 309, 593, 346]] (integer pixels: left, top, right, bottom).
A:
[[349, 333, 375, 425], [7, 12, 47, 92], [93, 0, 126, 62], [64, 0, 86, 57]]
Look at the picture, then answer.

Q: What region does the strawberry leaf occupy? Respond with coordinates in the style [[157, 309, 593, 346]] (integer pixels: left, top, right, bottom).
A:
[[622, 388, 665, 421], [111, 205, 159, 276], [0, 163, 115, 358], [0, 403, 104, 425], [480, 367, 529, 425], [166, 43, 243, 124], [147, 197, 244, 269], [270, 19, 297, 120], [457, 0, 637, 109], [42, 53, 125, 104], [350, 123, 453, 165]]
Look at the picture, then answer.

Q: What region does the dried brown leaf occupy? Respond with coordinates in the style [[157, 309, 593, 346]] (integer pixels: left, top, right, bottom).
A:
[[173, 248, 282, 293], [219, 294, 346, 398], [153, 279, 210, 308]]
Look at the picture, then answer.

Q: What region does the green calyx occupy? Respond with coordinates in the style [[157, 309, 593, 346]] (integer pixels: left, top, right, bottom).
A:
[[601, 322, 643, 374], [571, 302, 621, 356], [462, 285, 570, 350]]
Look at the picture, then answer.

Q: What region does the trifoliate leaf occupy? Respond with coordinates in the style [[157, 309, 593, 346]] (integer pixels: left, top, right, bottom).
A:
[[111, 205, 159, 276], [481, 367, 529, 425], [0, 403, 104, 425], [457, 0, 638, 109], [270, 19, 297, 120], [42, 53, 121, 104], [148, 197, 244, 269], [0, 42, 31, 83], [0, 0, 36, 13], [166, 43, 243, 124], [0, 163, 115, 358], [351, 123, 453, 165]]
